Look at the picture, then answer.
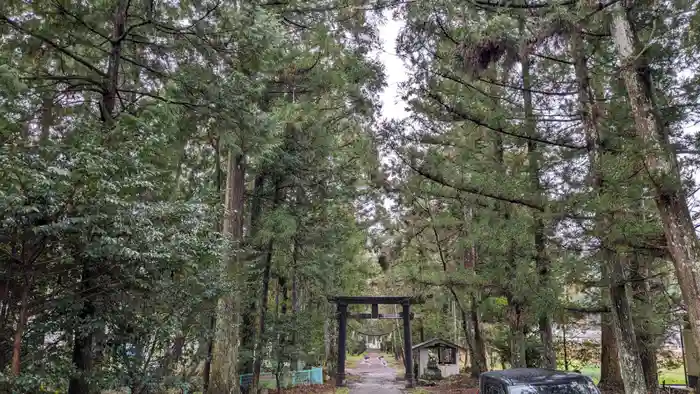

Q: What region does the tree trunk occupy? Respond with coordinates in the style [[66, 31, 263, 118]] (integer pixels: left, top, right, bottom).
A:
[[610, 6, 700, 394], [469, 298, 488, 371], [606, 254, 648, 394], [210, 151, 246, 394], [570, 23, 647, 394], [630, 252, 659, 393], [0, 288, 11, 369], [461, 304, 487, 377], [240, 174, 268, 375], [638, 332, 659, 393], [325, 303, 337, 379], [507, 298, 527, 368], [252, 239, 275, 392], [39, 93, 53, 145], [281, 277, 289, 316], [599, 311, 623, 389], [202, 139, 223, 393], [100, 0, 126, 124], [521, 21, 554, 368], [68, 262, 96, 394], [68, 2, 127, 391], [487, 68, 525, 369], [10, 279, 29, 376], [290, 240, 300, 370], [323, 313, 331, 374], [251, 177, 284, 392], [461, 208, 488, 376]]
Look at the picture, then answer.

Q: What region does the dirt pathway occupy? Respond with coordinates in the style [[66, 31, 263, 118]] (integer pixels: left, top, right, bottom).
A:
[[346, 353, 405, 394]]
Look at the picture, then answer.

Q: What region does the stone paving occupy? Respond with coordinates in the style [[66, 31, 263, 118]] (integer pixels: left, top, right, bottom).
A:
[[346, 353, 405, 394]]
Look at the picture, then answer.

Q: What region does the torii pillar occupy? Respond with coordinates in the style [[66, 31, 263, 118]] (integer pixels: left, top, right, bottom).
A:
[[329, 296, 420, 388]]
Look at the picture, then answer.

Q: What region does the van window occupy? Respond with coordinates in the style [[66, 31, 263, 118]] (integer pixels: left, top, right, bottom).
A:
[[484, 382, 506, 394], [509, 381, 599, 394]]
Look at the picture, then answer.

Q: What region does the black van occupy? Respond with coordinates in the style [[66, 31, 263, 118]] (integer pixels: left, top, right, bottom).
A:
[[479, 369, 601, 394]]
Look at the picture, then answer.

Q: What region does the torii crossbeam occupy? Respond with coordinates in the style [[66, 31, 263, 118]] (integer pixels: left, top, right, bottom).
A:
[[328, 296, 423, 388]]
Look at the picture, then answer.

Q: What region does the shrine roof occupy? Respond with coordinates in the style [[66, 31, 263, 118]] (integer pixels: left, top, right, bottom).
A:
[[411, 338, 466, 351]]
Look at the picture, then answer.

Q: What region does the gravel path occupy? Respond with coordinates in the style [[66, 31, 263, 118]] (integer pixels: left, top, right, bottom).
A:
[[346, 353, 405, 394]]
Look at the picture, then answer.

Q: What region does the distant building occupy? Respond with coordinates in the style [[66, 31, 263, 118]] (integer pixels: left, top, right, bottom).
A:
[[412, 338, 467, 379]]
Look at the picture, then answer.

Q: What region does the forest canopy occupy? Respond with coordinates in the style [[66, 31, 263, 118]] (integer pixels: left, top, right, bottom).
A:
[[2, 0, 700, 394]]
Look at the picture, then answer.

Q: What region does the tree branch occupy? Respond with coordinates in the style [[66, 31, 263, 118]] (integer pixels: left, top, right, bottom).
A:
[[471, 0, 577, 8], [425, 91, 586, 150], [393, 148, 546, 211], [565, 305, 610, 313], [1, 15, 108, 78]]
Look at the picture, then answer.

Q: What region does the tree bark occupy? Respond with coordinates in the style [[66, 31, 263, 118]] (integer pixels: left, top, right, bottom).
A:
[[10, 279, 29, 376], [462, 300, 488, 377], [68, 261, 96, 394], [39, 93, 53, 145], [637, 332, 659, 393], [325, 303, 337, 379], [100, 0, 127, 124], [202, 138, 223, 393], [570, 23, 647, 394], [460, 226, 487, 376], [0, 286, 11, 369], [606, 253, 648, 394], [252, 240, 274, 392], [252, 182, 282, 392], [599, 311, 623, 389], [609, 6, 700, 394], [210, 151, 246, 394], [240, 173, 268, 375], [630, 252, 659, 393], [290, 239, 300, 370], [507, 298, 527, 368]]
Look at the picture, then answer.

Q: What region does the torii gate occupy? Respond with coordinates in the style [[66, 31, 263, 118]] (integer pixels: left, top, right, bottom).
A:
[[328, 296, 422, 388]]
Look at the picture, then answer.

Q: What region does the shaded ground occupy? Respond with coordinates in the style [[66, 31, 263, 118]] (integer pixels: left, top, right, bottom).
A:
[[277, 382, 338, 393], [419, 374, 479, 394], [346, 352, 405, 394]]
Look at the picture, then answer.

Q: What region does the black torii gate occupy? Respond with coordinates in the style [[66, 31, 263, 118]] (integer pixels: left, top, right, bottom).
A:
[[328, 296, 422, 388]]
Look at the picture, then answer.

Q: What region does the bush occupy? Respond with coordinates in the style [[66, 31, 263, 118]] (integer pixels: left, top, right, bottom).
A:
[[348, 337, 367, 355], [658, 349, 683, 371], [555, 340, 600, 370]]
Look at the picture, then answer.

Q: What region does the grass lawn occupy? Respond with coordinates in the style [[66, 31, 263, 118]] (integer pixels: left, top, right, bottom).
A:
[[578, 366, 686, 385]]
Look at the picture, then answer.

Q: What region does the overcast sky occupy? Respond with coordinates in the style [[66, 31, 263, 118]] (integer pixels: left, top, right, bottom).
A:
[[377, 14, 409, 122]]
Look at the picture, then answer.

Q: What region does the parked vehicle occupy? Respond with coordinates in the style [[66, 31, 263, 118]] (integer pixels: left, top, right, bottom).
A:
[[479, 369, 601, 394]]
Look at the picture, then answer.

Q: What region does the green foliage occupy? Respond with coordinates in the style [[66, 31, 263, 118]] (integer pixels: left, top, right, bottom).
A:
[[373, 0, 697, 381], [0, 0, 385, 391], [3, 0, 700, 390], [658, 349, 684, 371], [555, 341, 600, 372], [347, 338, 367, 356]]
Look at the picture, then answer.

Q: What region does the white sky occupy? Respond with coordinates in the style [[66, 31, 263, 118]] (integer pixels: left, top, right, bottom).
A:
[[376, 14, 409, 122]]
